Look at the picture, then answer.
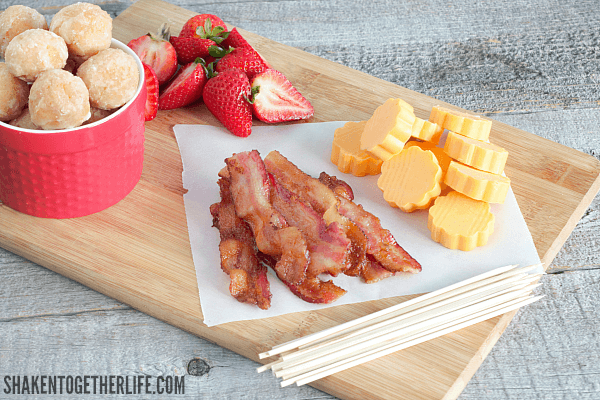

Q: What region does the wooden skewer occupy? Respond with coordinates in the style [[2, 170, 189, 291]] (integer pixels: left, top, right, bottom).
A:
[[259, 263, 541, 359], [282, 295, 544, 387], [279, 293, 538, 383], [275, 287, 537, 379], [278, 273, 541, 365]]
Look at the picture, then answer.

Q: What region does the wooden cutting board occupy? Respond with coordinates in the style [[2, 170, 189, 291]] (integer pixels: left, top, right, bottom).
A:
[[2, 0, 600, 399]]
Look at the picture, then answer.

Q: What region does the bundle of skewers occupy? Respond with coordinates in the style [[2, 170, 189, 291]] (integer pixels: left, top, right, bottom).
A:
[[258, 263, 543, 387]]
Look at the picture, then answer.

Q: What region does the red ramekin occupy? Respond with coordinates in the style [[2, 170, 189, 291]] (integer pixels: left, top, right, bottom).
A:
[[0, 39, 146, 219]]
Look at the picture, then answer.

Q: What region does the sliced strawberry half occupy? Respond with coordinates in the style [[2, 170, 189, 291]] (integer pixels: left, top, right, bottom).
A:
[[215, 47, 269, 79], [250, 69, 314, 123], [128, 23, 178, 85], [170, 35, 217, 65], [158, 58, 208, 110], [142, 63, 159, 121]]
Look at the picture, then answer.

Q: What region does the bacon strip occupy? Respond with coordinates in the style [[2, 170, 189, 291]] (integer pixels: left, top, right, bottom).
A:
[[258, 253, 346, 304], [319, 172, 422, 274], [226, 150, 309, 285], [270, 176, 350, 277], [264, 150, 369, 273], [210, 178, 271, 309]]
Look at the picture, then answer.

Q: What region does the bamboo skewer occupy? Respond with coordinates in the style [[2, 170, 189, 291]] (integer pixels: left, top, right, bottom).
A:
[[259, 264, 539, 359], [279, 273, 540, 365], [285, 295, 543, 387], [257, 264, 544, 387], [275, 286, 537, 379]]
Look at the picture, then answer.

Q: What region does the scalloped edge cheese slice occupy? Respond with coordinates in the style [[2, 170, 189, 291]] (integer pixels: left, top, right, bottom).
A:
[[360, 98, 416, 161], [377, 146, 442, 212], [411, 117, 444, 144], [331, 121, 383, 176], [444, 160, 510, 203], [428, 191, 495, 251], [405, 140, 453, 187], [444, 131, 509, 174], [429, 106, 492, 142]]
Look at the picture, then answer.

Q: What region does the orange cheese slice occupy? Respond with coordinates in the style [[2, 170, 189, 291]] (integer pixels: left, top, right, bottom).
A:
[[429, 106, 492, 142], [360, 98, 416, 161], [405, 140, 452, 187], [331, 121, 383, 176], [428, 191, 495, 251], [377, 146, 442, 212], [411, 117, 443, 144], [444, 161, 510, 203], [444, 131, 508, 174]]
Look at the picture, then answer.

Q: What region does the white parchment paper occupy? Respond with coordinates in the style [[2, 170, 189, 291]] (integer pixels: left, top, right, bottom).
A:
[[173, 122, 542, 327]]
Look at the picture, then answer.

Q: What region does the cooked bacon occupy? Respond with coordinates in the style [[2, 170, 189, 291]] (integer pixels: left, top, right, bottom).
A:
[[264, 150, 369, 273], [318, 171, 354, 201], [226, 150, 309, 285], [270, 176, 351, 277], [210, 178, 271, 309], [258, 253, 347, 304], [264, 150, 338, 214], [319, 172, 422, 274]]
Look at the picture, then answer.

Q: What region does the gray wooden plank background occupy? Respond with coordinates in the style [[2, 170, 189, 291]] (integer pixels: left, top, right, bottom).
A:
[[1, 0, 599, 399]]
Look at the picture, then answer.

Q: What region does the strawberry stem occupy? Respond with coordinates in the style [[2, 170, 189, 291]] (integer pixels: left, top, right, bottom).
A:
[[149, 22, 171, 41], [244, 85, 260, 104]]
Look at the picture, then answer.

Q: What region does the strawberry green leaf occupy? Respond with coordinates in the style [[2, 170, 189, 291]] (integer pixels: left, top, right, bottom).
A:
[[208, 45, 234, 59]]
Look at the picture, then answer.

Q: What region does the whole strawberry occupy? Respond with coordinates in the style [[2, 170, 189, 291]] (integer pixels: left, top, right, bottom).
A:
[[159, 58, 208, 110], [220, 27, 251, 50], [170, 35, 216, 65], [203, 69, 254, 137], [215, 47, 269, 79], [128, 23, 178, 85], [250, 69, 314, 123], [142, 63, 159, 121], [180, 14, 228, 43]]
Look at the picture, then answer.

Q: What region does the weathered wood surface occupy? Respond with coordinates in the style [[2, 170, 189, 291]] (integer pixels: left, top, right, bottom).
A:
[[1, 0, 599, 399]]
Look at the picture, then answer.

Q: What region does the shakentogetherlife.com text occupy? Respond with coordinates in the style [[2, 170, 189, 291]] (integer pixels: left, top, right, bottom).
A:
[[3, 375, 185, 395]]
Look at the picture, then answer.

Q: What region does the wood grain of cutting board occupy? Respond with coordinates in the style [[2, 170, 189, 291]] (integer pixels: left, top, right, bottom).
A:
[[1, 1, 600, 399]]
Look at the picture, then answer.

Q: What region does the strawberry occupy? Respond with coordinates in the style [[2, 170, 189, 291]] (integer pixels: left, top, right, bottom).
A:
[[203, 69, 254, 137], [180, 14, 228, 43], [219, 28, 271, 68], [250, 69, 314, 123], [215, 47, 269, 79], [220, 27, 251, 50], [128, 23, 178, 85], [170, 35, 216, 65], [158, 58, 208, 110], [142, 63, 159, 121]]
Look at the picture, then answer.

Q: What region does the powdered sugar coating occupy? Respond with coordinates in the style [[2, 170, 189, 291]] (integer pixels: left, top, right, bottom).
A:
[[0, 5, 48, 59], [4, 29, 68, 82], [77, 48, 139, 110], [9, 107, 40, 130], [50, 2, 112, 59], [0, 62, 30, 121], [29, 69, 91, 130]]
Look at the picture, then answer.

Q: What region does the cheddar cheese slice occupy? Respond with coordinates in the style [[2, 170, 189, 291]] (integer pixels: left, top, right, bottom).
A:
[[444, 161, 510, 203], [331, 121, 382, 176], [444, 131, 508, 174], [428, 191, 495, 251], [377, 146, 442, 212], [411, 117, 444, 144], [429, 106, 492, 142], [360, 98, 416, 161], [405, 140, 452, 187]]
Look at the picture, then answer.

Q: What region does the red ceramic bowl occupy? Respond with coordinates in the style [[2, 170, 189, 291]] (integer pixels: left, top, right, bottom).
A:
[[0, 39, 146, 219]]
